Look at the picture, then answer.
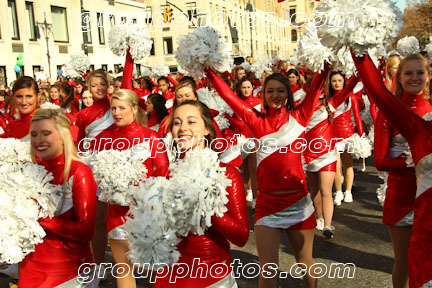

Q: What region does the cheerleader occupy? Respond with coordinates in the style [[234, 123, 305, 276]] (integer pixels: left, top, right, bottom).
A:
[[384, 55, 401, 93], [146, 93, 169, 132], [157, 77, 175, 110], [286, 69, 307, 107], [2, 76, 38, 140], [81, 88, 94, 110], [206, 68, 329, 288], [75, 70, 115, 271], [153, 100, 249, 288], [19, 107, 97, 287], [237, 77, 263, 112], [49, 85, 61, 106], [330, 71, 364, 205], [353, 52, 432, 288], [97, 89, 168, 287], [304, 72, 359, 237]]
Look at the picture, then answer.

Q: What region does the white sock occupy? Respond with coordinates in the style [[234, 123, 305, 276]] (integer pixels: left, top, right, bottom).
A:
[[336, 190, 342, 194], [345, 190, 351, 194]]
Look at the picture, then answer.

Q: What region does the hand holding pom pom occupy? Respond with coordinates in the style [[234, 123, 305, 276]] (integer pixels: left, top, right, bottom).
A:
[[108, 24, 153, 61]]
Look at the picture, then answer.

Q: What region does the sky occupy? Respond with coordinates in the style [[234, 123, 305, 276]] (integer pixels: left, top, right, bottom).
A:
[[396, 0, 406, 11]]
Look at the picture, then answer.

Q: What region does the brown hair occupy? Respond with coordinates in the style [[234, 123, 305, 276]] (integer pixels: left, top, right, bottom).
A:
[[12, 76, 39, 95], [395, 53, 431, 101], [171, 100, 217, 153], [262, 73, 294, 112]]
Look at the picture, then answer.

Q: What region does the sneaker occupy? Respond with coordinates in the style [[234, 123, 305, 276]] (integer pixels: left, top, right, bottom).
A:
[[344, 191, 353, 203], [252, 198, 256, 209], [316, 218, 324, 231], [334, 191, 344, 206], [0, 264, 19, 279], [323, 226, 335, 239], [246, 189, 253, 202]]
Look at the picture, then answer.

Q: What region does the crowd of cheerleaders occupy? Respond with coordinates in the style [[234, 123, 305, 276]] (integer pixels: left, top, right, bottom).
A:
[[0, 51, 431, 288]]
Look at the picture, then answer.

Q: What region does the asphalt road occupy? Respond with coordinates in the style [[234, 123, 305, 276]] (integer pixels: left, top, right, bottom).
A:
[[1, 158, 411, 288]]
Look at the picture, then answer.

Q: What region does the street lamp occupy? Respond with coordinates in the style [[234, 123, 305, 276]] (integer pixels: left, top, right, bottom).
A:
[[245, 0, 253, 58], [36, 13, 52, 79]]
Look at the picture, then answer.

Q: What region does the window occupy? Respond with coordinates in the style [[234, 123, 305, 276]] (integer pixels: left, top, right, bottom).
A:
[[150, 38, 155, 55], [291, 29, 297, 42], [187, 2, 197, 19], [26, 2, 37, 41], [135, 64, 141, 76], [97, 13, 105, 45], [82, 11, 92, 44], [90, 64, 95, 70], [8, 0, 20, 40], [32, 65, 41, 77], [289, 7, 296, 25], [163, 37, 173, 55], [145, 7, 152, 24], [51, 6, 69, 43], [101, 64, 108, 71], [132, 18, 137, 24], [109, 14, 115, 26], [120, 16, 127, 25], [0, 66, 7, 87], [114, 64, 121, 73]]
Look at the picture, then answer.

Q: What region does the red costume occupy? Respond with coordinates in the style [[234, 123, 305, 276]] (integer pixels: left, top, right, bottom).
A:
[[19, 154, 97, 287], [304, 77, 359, 172], [207, 68, 328, 229], [332, 90, 364, 140], [153, 157, 248, 287], [290, 83, 307, 107], [97, 121, 169, 237], [1, 109, 35, 140], [353, 54, 432, 288]]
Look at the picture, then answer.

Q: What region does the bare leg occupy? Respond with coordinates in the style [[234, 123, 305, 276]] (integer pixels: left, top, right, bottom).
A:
[[387, 225, 412, 288], [255, 226, 282, 288], [307, 172, 322, 219], [110, 239, 136, 288], [342, 152, 354, 191], [91, 200, 108, 264], [334, 152, 343, 191], [319, 171, 336, 227]]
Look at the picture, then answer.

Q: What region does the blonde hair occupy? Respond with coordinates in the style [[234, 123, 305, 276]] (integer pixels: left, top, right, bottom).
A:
[[385, 55, 401, 91], [85, 70, 108, 87], [31, 108, 80, 191], [395, 53, 431, 100], [110, 89, 148, 127]]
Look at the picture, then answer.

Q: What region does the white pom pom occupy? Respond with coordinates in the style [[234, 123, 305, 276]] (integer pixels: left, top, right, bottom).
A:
[[344, 133, 373, 159], [404, 150, 414, 168], [108, 24, 153, 61], [151, 63, 170, 78], [424, 43, 432, 62], [88, 148, 149, 206], [376, 172, 388, 206], [315, 0, 402, 56], [175, 27, 233, 78], [272, 56, 281, 66], [297, 22, 332, 72], [40, 102, 61, 110], [250, 60, 271, 78], [0, 162, 61, 263], [141, 67, 152, 78], [396, 36, 420, 57], [289, 58, 300, 66], [241, 62, 251, 72], [197, 88, 233, 116], [65, 53, 90, 78], [332, 47, 357, 77], [0, 138, 31, 165]]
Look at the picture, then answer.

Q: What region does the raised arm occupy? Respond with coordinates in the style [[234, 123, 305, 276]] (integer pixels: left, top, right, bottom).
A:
[[206, 69, 261, 129], [121, 48, 133, 90], [351, 92, 364, 136], [295, 64, 330, 125], [211, 165, 249, 247], [39, 164, 97, 243], [166, 75, 178, 88], [352, 53, 418, 143]]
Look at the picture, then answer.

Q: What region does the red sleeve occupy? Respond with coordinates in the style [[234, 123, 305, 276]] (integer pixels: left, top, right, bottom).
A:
[[211, 165, 249, 247], [121, 49, 133, 90], [150, 133, 169, 168], [294, 64, 330, 126], [158, 116, 170, 138], [206, 69, 262, 130], [224, 113, 246, 132], [374, 113, 411, 172], [351, 93, 364, 136], [166, 75, 178, 88], [39, 164, 97, 243]]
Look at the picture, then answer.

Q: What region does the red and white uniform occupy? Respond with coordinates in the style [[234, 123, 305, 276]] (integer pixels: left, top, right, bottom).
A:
[[97, 121, 168, 238], [332, 90, 364, 140], [291, 83, 307, 107], [153, 159, 249, 288], [1, 109, 35, 140], [162, 90, 175, 111], [375, 92, 432, 226], [241, 95, 263, 113], [75, 97, 115, 153], [354, 54, 432, 288], [304, 77, 359, 172], [19, 154, 97, 287], [207, 68, 329, 229]]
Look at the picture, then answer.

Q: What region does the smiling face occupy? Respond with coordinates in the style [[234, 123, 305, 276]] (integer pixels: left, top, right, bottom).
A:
[[399, 59, 430, 96], [90, 77, 108, 100], [240, 80, 253, 98], [30, 118, 64, 160], [14, 87, 38, 115], [172, 104, 209, 152], [264, 79, 288, 109], [330, 74, 344, 91], [49, 87, 60, 101], [110, 98, 137, 127], [175, 86, 197, 105]]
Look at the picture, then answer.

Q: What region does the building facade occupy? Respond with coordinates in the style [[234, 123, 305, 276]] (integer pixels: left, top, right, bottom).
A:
[[0, 0, 317, 86]]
